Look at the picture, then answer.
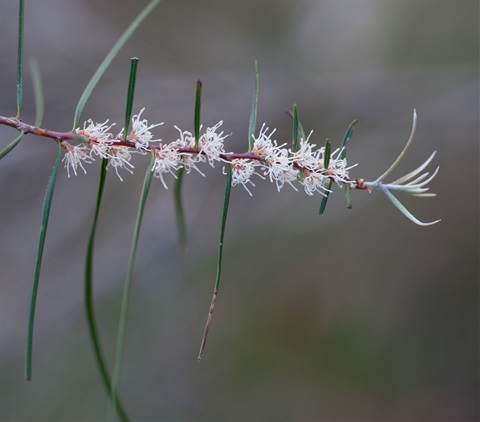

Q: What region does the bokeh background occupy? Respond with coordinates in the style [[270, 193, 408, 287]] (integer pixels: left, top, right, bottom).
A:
[[0, 1, 478, 421]]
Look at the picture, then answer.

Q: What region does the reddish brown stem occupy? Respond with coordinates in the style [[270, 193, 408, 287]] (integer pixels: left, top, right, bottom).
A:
[[1, 115, 367, 190]]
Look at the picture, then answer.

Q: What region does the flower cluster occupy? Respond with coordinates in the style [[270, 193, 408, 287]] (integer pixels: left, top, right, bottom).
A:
[[62, 109, 357, 196], [60, 108, 439, 225]]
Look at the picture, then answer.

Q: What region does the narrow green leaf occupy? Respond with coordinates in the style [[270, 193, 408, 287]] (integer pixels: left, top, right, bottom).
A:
[[375, 110, 417, 183], [298, 121, 306, 144], [107, 153, 155, 422], [30, 58, 45, 127], [292, 104, 299, 152], [16, 0, 25, 117], [173, 167, 187, 251], [214, 165, 232, 293], [382, 187, 441, 226], [340, 119, 358, 160], [319, 180, 333, 215], [323, 140, 331, 169], [122, 58, 139, 140], [248, 60, 259, 151], [319, 141, 332, 214], [3, 59, 43, 159], [287, 109, 306, 144], [339, 119, 357, 209], [198, 164, 233, 361], [72, 0, 161, 129], [25, 141, 62, 380], [194, 80, 202, 150], [319, 116, 358, 215], [344, 183, 352, 209], [0, 132, 24, 160], [85, 159, 130, 422]]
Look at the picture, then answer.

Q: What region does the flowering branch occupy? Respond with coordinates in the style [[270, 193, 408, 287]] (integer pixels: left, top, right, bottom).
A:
[[0, 109, 439, 225], [1, 0, 441, 417]]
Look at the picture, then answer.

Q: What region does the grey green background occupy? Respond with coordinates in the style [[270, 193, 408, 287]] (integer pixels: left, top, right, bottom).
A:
[[0, 0, 478, 421]]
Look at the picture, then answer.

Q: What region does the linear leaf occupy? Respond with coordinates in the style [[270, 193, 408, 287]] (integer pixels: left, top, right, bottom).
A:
[[16, 0, 25, 117], [25, 141, 62, 380], [174, 167, 187, 251], [198, 164, 233, 361], [30, 58, 45, 127], [375, 110, 417, 183], [340, 119, 358, 160], [292, 104, 299, 152], [248, 60, 259, 150], [72, 0, 160, 129], [122, 58, 139, 140], [319, 180, 333, 215], [194, 80, 202, 149], [340, 119, 358, 208], [0, 132, 24, 160], [85, 159, 130, 422], [382, 187, 441, 226], [287, 109, 306, 143], [344, 183, 352, 209], [323, 140, 332, 169], [107, 153, 155, 422], [318, 140, 333, 214]]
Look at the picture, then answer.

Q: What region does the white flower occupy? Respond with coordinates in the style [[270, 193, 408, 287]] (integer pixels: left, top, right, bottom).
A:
[[173, 126, 206, 176], [289, 133, 318, 170], [107, 145, 135, 181], [62, 141, 94, 177], [251, 124, 298, 192], [76, 119, 116, 158], [251, 124, 281, 158], [124, 108, 163, 152], [300, 170, 330, 196], [152, 146, 182, 189], [199, 121, 229, 167], [229, 158, 262, 196], [325, 148, 357, 186], [265, 149, 299, 192], [77, 119, 115, 142], [172, 126, 195, 149]]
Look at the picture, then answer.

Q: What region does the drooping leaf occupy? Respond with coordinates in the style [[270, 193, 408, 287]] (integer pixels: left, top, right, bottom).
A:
[[381, 186, 441, 226], [173, 80, 202, 249], [344, 183, 352, 209], [72, 0, 160, 129], [174, 167, 187, 251], [319, 180, 333, 215], [85, 159, 130, 422], [25, 142, 62, 380], [107, 153, 155, 422], [318, 140, 333, 214], [198, 164, 233, 361], [0, 132, 24, 160]]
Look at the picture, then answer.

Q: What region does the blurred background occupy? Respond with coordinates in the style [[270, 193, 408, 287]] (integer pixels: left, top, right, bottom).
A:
[[0, 0, 478, 421]]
